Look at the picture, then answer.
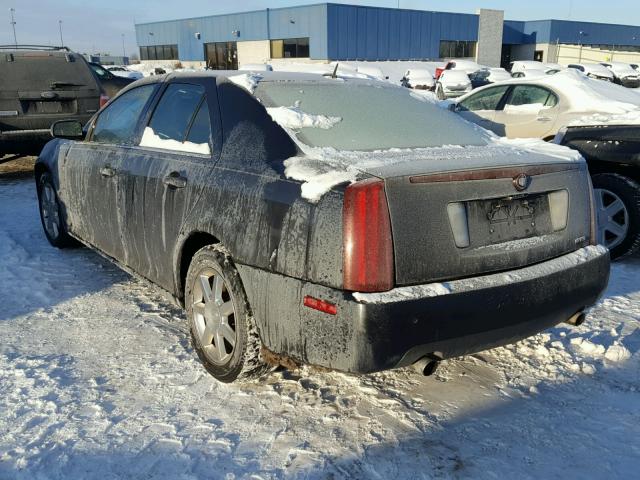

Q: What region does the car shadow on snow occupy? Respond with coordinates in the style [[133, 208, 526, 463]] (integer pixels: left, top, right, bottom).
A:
[[0, 176, 127, 320]]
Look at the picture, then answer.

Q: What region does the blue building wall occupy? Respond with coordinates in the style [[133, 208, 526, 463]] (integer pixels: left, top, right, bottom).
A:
[[503, 19, 640, 47], [135, 3, 640, 62], [326, 4, 478, 60], [135, 4, 328, 61]]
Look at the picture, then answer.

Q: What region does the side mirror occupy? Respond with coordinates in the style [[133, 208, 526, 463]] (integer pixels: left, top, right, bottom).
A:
[[448, 103, 458, 112], [51, 120, 85, 140]]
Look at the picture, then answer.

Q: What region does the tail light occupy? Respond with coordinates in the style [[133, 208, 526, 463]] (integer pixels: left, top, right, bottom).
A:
[[343, 178, 394, 292], [99, 94, 110, 108]]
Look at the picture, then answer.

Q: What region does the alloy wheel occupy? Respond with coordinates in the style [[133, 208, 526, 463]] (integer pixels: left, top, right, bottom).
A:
[[191, 268, 237, 365], [41, 183, 61, 239], [595, 187, 629, 250]]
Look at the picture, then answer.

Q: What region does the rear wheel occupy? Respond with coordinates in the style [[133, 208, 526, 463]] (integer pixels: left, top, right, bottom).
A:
[[185, 245, 269, 383], [592, 173, 640, 260], [37, 172, 74, 248]]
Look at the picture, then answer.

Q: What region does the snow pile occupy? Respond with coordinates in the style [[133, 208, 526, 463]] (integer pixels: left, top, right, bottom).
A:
[[493, 136, 583, 162], [140, 127, 210, 155], [569, 109, 640, 126], [537, 70, 640, 114], [226, 72, 263, 93], [266, 106, 342, 130]]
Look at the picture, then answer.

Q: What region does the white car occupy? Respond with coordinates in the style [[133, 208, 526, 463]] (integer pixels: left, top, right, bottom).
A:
[[401, 69, 435, 90], [106, 66, 144, 80], [600, 62, 640, 88], [567, 63, 614, 82], [436, 70, 472, 99], [510, 61, 562, 74], [511, 68, 562, 79], [452, 69, 640, 139]]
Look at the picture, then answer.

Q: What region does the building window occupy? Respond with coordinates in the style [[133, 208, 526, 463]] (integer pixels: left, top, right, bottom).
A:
[[439, 41, 477, 59], [140, 44, 179, 61], [270, 38, 310, 59]]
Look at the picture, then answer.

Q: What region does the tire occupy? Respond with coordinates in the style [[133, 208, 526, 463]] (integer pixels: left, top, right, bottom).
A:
[[37, 172, 74, 248], [185, 245, 269, 383], [592, 173, 640, 260]]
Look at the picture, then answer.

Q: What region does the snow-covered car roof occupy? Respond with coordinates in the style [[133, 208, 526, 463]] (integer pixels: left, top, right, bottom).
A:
[[570, 63, 615, 78], [600, 62, 638, 75], [456, 69, 640, 115], [440, 70, 472, 82], [447, 60, 484, 73]]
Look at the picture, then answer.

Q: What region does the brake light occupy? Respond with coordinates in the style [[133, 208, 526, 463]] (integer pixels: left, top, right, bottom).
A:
[[343, 178, 394, 292], [99, 94, 110, 108]]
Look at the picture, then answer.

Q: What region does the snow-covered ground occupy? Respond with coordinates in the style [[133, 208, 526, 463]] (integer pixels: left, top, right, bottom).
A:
[[1, 167, 639, 479]]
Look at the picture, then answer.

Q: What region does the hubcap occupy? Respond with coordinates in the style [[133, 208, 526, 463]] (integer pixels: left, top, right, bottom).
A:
[[41, 183, 60, 239], [191, 268, 237, 365], [595, 188, 629, 250]]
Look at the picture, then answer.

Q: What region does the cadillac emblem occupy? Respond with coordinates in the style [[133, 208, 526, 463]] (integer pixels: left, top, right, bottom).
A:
[[513, 173, 531, 192]]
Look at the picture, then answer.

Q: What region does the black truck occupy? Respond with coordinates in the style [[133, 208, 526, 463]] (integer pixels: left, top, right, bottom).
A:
[[556, 124, 640, 259], [0, 46, 133, 161]]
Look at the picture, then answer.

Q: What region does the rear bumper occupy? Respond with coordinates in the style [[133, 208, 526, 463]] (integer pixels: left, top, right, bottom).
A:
[[240, 246, 610, 374], [0, 129, 52, 155], [620, 78, 640, 88]]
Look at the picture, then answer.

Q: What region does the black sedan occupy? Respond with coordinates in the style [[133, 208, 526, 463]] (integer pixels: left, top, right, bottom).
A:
[[36, 72, 609, 382]]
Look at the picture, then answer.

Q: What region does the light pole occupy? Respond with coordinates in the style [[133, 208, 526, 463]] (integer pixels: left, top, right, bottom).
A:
[[9, 8, 17, 46], [578, 30, 587, 63], [121, 33, 126, 58], [58, 20, 64, 47]]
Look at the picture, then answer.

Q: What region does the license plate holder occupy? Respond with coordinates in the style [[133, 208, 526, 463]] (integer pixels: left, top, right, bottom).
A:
[[467, 194, 552, 247]]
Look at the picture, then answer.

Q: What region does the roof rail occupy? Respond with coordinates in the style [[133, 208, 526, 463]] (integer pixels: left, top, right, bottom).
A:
[[0, 45, 71, 52]]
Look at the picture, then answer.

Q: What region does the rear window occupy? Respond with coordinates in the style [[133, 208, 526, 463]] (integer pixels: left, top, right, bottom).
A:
[[0, 53, 98, 91], [254, 81, 488, 151]]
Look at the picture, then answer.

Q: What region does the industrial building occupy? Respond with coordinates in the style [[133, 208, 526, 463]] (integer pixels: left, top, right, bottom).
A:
[[134, 3, 640, 69]]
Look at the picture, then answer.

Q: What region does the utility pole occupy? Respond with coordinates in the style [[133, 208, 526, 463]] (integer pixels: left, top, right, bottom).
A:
[[9, 8, 17, 46], [58, 20, 64, 47], [121, 33, 126, 58]]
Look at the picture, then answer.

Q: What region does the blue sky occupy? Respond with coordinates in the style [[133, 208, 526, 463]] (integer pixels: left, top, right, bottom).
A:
[[1, 0, 639, 57]]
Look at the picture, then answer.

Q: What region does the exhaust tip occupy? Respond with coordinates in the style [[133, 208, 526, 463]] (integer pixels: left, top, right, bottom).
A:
[[566, 312, 587, 327], [412, 356, 441, 377]]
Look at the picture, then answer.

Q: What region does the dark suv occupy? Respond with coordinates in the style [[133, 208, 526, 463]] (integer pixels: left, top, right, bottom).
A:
[[0, 46, 104, 158]]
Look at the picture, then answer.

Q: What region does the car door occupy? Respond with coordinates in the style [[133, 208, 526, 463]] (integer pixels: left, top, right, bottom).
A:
[[116, 79, 221, 291], [58, 84, 158, 259], [492, 85, 561, 139], [455, 85, 510, 136]]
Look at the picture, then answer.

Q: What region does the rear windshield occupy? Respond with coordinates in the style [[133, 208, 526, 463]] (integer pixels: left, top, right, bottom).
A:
[[254, 81, 488, 151], [0, 53, 98, 91]]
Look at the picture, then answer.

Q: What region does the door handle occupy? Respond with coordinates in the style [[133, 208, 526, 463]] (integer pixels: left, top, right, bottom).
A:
[[163, 172, 187, 189], [100, 165, 116, 177], [537, 117, 552, 122]]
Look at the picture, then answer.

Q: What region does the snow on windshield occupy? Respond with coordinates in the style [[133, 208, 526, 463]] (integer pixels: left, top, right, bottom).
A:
[[140, 127, 210, 155], [227, 73, 263, 94], [266, 106, 342, 130]]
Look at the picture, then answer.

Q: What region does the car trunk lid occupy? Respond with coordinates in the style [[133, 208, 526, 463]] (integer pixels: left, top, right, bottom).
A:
[[355, 146, 592, 286]]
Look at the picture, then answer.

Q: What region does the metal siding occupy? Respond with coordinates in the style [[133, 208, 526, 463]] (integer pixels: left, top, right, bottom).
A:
[[503, 20, 527, 44], [317, 8, 482, 61], [135, 5, 327, 61], [549, 20, 640, 47]]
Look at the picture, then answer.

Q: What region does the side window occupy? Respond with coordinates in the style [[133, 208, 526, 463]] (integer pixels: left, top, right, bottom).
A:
[[505, 86, 558, 109], [458, 85, 509, 111], [92, 85, 156, 145], [140, 83, 211, 154]]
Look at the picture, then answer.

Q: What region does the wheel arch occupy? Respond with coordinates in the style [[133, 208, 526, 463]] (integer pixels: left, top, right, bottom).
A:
[[175, 231, 221, 305]]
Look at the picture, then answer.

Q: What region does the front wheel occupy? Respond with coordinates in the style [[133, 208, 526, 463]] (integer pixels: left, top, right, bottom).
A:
[[185, 245, 269, 383], [592, 173, 640, 260], [37, 172, 74, 248]]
